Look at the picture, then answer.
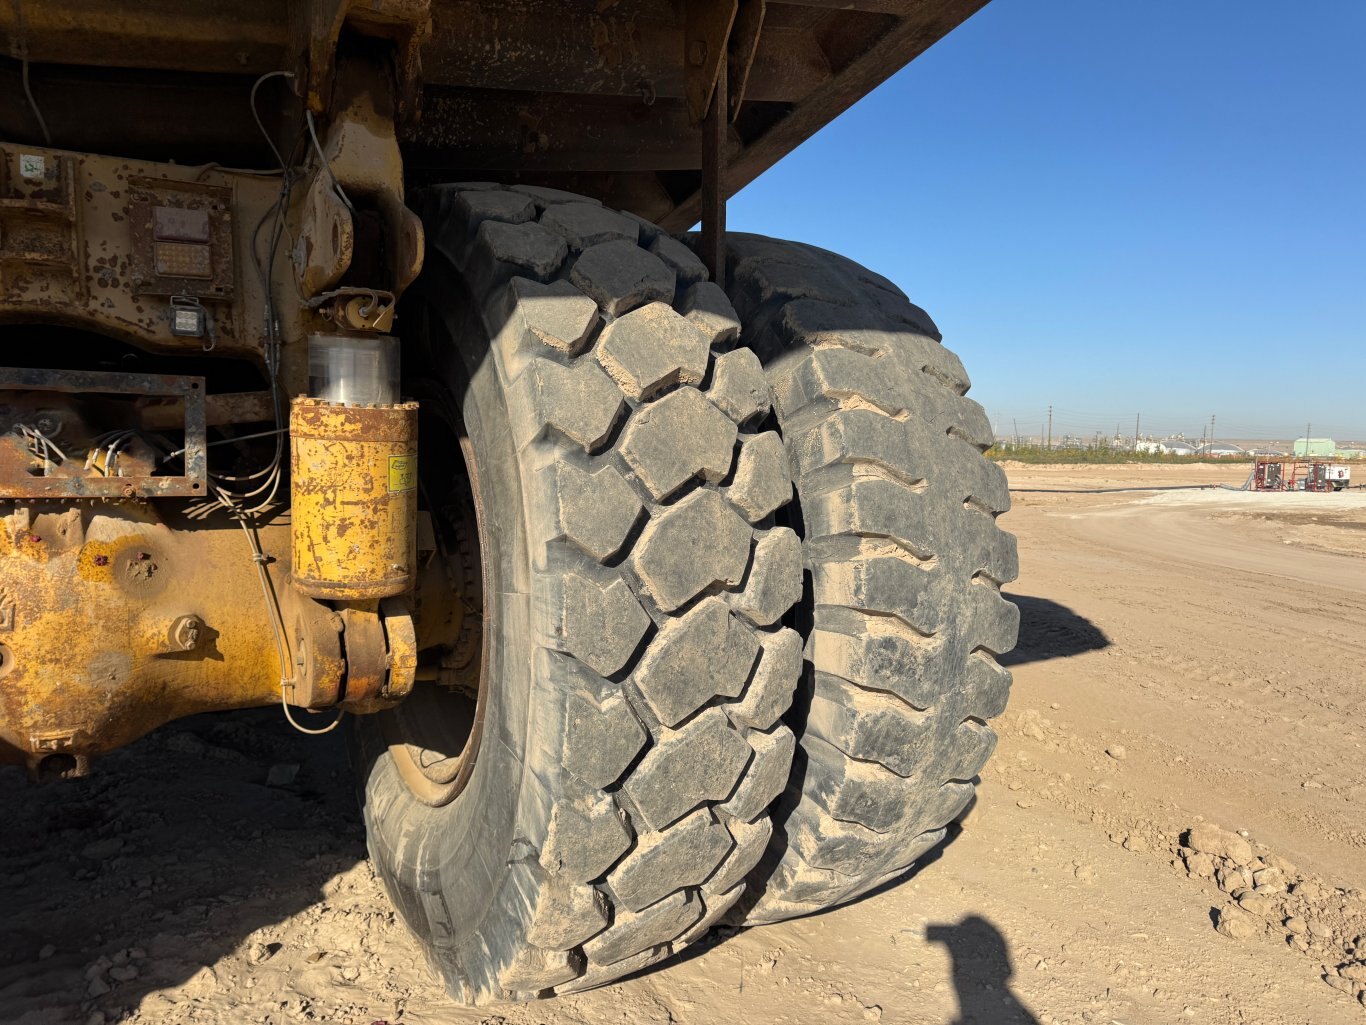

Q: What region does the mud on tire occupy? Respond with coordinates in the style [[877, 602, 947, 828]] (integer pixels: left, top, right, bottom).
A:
[[717, 234, 1021, 924], [350, 189, 803, 1001]]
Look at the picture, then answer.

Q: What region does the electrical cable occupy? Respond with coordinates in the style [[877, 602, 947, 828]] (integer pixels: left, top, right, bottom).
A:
[[20, 55, 50, 146], [161, 427, 287, 464], [304, 108, 355, 212], [12, 0, 52, 147], [221, 487, 342, 736], [249, 71, 295, 171]]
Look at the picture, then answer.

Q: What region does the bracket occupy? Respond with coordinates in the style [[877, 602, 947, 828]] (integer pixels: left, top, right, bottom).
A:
[[684, 0, 740, 124], [727, 0, 767, 121], [293, 0, 433, 122], [0, 367, 207, 499]]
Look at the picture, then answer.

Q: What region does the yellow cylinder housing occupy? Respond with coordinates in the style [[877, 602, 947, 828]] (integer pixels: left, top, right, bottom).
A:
[[290, 397, 419, 600]]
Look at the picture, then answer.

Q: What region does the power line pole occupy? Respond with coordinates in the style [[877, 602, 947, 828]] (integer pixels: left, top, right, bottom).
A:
[[1134, 413, 1140, 449], [1012, 418, 1019, 446], [1046, 405, 1052, 450]]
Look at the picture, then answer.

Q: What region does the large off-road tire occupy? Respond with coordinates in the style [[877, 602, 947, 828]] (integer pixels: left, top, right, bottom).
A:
[[351, 188, 804, 1002], [717, 234, 1020, 924]]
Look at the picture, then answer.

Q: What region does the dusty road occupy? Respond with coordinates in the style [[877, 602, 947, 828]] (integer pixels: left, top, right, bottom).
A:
[[3, 462, 1364, 1025]]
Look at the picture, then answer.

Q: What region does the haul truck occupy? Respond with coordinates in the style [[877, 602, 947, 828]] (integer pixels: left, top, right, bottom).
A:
[[0, 0, 1018, 1002]]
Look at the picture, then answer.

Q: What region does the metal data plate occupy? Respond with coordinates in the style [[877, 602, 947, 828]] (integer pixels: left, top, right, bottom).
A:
[[0, 367, 207, 498]]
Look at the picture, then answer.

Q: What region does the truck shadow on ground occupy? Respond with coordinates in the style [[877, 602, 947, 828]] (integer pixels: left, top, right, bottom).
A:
[[0, 707, 365, 1025], [999, 593, 1110, 667]]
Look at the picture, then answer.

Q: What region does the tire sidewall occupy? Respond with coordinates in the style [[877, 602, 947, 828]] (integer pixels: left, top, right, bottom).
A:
[[352, 273, 540, 999]]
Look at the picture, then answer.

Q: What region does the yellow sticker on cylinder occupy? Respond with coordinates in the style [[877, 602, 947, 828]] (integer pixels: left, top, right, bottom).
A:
[[388, 454, 417, 493]]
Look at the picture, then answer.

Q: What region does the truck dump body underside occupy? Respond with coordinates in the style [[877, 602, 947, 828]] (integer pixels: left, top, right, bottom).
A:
[[0, 0, 986, 228]]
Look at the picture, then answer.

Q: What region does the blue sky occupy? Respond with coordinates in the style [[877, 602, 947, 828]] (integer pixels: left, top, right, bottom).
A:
[[727, 0, 1366, 442]]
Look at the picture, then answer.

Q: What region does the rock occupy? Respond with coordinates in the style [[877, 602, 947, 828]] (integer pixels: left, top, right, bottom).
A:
[[109, 964, 138, 983], [1105, 745, 1127, 761], [1074, 863, 1097, 885], [1186, 824, 1253, 866], [85, 1013, 106, 1025], [1238, 892, 1273, 916], [86, 976, 111, 998], [1182, 850, 1215, 879], [1215, 906, 1257, 941], [183, 965, 218, 996], [266, 763, 300, 787], [1252, 867, 1285, 893], [340, 965, 361, 982], [1018, 711, 1046, 742], [1285, 916, 1309, 935], [1265, 853, 1298, 879], [1216, 864, 1252, 893], [1322, 974, 1357, 995], [1292, 880, 1325, 901], [1123, 835, 1149, 853], [38, 943, 55, 960], [1338, 963, 1366, 984], [248, 945, 282, 967]]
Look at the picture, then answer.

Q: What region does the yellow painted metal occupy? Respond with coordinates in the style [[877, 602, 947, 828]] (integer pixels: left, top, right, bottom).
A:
[[0, 506, 291, 769], [290, 397, 419, 600]]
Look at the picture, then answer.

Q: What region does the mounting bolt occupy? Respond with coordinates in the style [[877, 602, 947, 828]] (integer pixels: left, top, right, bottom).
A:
[[169, 615, 203, 652]]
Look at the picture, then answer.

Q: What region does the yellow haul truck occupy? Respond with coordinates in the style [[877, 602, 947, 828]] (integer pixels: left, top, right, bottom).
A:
[[0, 1, 1017, 1001]]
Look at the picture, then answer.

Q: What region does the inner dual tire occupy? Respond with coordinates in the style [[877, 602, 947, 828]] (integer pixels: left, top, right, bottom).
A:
[[350, 186, 1018, 1002]]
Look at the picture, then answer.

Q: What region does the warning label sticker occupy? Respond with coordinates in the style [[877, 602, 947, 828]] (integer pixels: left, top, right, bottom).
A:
[[388, 454, 417, 493]]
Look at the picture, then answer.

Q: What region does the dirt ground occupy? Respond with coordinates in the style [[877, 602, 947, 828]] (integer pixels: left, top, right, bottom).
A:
[[3, 461, 1364, 1025]]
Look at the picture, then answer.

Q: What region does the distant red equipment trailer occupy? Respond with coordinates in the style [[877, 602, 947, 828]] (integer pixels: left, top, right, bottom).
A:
[[1252, 459, 1351, 492]]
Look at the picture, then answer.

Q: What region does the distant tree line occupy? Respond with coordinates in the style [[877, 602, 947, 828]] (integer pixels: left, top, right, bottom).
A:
[[986, 442, 1241, 465]]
